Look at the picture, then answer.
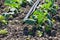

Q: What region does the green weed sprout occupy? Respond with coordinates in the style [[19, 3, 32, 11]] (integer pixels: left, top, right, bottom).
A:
[[4, 0, 27, 8], [0, 29, 8, 35], [0, 15, 7, 25]]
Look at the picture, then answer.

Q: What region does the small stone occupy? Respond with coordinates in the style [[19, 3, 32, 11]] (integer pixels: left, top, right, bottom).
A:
[[0, 35, 4, 38], [53, 37, 58, 40], [31, 38, 35, 40], [10, 8, 16, 12], [45, 38, 48, 40], [26, 37, 30, 40], [49, 36, 52, 40], [58, 38, 60, 40], [11, 38, 15, 40], [51, 30, 56, 37], [58, 35, 60, 38]]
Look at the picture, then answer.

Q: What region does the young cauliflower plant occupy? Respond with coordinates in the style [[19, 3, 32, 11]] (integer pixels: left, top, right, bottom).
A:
[[24, 0, 58, 37], [31, 10, 48, 25], [5, 0, 27, 8]]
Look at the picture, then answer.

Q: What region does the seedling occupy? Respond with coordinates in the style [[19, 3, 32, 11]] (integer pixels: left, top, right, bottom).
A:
[[36, 30, 43, 37], [31, 10, 48, 24], [26, 37, 30, 40], [0, 29, 8, 35], [0, 15, 8, 25], [24, 0, 58, 36], [24, 0, 58, 26], [4, 0, 27, 8]]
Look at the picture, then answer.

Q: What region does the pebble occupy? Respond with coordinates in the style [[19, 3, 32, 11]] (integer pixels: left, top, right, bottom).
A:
[[51, 30, 56, 37], [48, 36, 52, 40], [58, 38, 60, 40], [53, 37, 58, 40], [31, 38, 35, 40], [10, 38, 15, 40], [0, 35, 4, 38]]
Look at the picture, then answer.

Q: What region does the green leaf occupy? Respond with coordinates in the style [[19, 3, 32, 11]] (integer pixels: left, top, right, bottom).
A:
[[37, 30, 43, 37], [47, 19, 53, 27], [0, 15, 5, 21], [45, 0, 49, 2], [4, 0, 26, 8], [2, 20, 8, 25], [0, 15, 8, 25], [30, 15, 37, 20], [33, 10, 41, 15], [50, 8, 57, 14], [47, 14, 52, 20], [41, 2, 52, 9], [31, 10, 48, 24], [45, 25, 52, 31], [53, 4, 59, 10], [24, 19, 36, 25], [0, 29, 8, 35]]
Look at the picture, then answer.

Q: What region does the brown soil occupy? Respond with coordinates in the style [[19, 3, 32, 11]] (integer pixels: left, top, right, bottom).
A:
[[0, 0, 60, 40]]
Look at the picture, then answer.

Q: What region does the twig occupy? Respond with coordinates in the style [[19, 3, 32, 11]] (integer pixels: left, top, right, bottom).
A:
[[23, 0, 41, 21]]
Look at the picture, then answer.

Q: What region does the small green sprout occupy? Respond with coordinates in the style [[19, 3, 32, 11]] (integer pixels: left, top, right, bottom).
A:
[[36, 30, 43, 37], [0, 15, 8, 25], [29, 0, 58, 25], [45, 25, 52, 32], [26, 37, 30, 40], [0, 29, 8, 35], [4, 0, 27, 8], [0, 15, 5, 21], [30, 10, 48, 24], [24, 0, 58, 36]]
